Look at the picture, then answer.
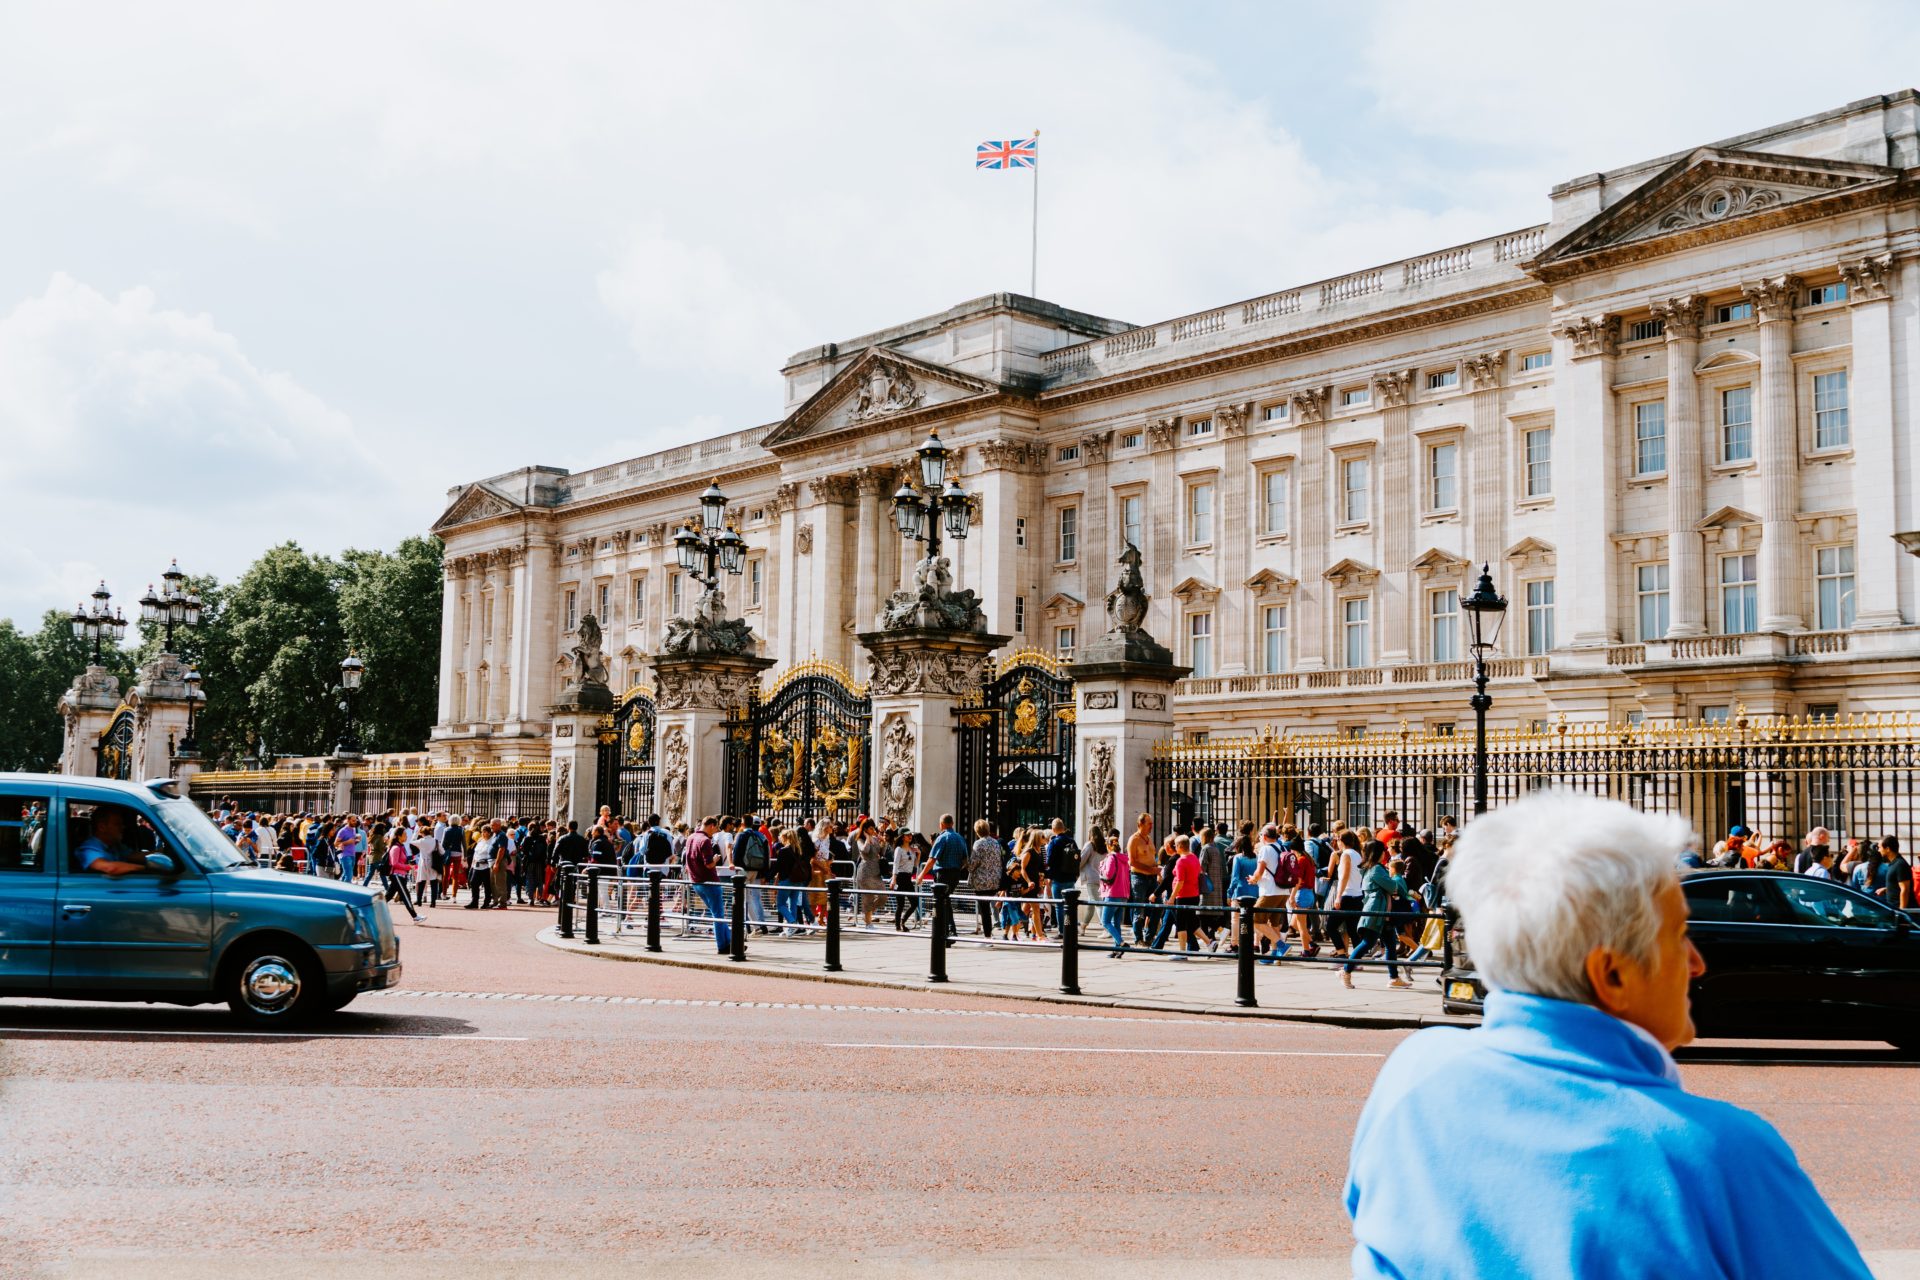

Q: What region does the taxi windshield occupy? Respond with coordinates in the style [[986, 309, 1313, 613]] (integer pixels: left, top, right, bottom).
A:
[[152, 797, 248, 871]]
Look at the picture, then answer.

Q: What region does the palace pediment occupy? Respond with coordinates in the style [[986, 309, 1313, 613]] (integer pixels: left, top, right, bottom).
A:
[[762, 347, 1019, 451], [431, 482, 524, 533], [1531, 147, 1902, 276]]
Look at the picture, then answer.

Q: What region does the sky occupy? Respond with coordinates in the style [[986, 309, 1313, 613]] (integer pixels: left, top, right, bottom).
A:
[[4, 0, 1920, 630]]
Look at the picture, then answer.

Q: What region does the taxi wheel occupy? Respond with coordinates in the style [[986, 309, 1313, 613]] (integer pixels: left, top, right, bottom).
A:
[[223, 943, 323, 1028]]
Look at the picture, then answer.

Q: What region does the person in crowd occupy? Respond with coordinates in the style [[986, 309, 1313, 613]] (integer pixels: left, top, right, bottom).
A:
[[552, 819, 588, 869], [1097, 828, 1130, 956], [1126, 813, 1158, 945], [732, 815, 775, 933], [1286, 833, 1320, 957], [520, 820, 549, 905], [332, 815, 362, 885], [1151, 833, 1204, 956], [1015, 826, 1048, 940], [1328, 830, 1366, 954], [1043, 818, 1081, 931], [807, 829, 833, 926], [967, 819, 1004, 939], [1879, 835, 1913, 914], [1804, 846, 1837, 880], [683, 815, 730, 954], [1249, 823, 1289, 961], [1346, 791, 1870, 1279], [467, 822, 497, 909], [1342, 843, 1411, 990], [775, 827, 812, 933], [851, 818, 888, 928], [410, 819, 441, 907], [1797, 827, 1831, 875]]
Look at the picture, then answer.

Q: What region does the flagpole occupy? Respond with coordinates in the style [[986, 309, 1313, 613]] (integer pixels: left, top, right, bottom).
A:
[[1030, 129, 1040, 297]]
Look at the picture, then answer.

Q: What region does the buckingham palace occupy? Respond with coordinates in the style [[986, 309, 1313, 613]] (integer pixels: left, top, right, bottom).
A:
[[427, 90, 1920, 767]]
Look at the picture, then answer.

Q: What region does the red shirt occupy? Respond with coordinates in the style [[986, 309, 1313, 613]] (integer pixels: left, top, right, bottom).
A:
[[1171, 851, 1201, 898]]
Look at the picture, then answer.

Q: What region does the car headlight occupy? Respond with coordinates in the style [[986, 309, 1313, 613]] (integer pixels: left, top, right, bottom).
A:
[[346, 905, 374, 944]]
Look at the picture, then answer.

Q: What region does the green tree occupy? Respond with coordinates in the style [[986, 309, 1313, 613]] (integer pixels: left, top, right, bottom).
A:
[[0, 609, 139, 772], [338, 535, 444, 753], [220, 543, 347, 760]]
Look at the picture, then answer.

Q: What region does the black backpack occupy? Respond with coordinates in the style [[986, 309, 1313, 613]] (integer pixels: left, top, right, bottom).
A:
[[644, 828, 673, 865], [1047, 837, 1080, 884], [737, 828, 770, 872]]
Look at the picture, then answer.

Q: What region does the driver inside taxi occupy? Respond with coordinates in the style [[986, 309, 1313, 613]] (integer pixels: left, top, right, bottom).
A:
[[76, 806, 151, 876]]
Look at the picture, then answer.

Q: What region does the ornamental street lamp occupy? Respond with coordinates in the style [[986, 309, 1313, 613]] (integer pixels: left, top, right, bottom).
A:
[[138, 559, 203, 654], [891, 431, 973, 560], [673, 479, 746, 597], [335, 651, 365, 756], [1461, 563, 1509, 818], [180, 667, 204, 757], [69, 581, 129, 666]]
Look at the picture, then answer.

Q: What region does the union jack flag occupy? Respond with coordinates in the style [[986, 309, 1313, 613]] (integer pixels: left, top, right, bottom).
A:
[[976, 137, 1038, 169]]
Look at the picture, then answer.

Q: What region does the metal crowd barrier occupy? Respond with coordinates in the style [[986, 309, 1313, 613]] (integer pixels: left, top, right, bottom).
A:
[[554, 862, 1454, 1007]]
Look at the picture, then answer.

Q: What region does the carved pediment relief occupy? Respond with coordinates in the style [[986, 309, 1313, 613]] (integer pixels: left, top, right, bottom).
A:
[[763, 347, 1011, 450], [1533, 148, 1901, 274], [1410, 547, 1471, 581], [1697, 504, 1760, 532], [1244, 568, 1298, 598], [432, 483, 521, 533], [1042, 591, 1084, 619], [1503, 537, 1557, 572], [1323, 558, 1379, 589], [1170, 575, 1220, 604]]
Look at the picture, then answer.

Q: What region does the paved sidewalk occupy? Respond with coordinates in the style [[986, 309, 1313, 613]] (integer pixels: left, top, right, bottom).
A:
[[535, 915, 1473, 1028]]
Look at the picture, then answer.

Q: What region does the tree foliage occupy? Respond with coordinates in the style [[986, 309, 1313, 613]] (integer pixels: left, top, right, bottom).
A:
[[0, 537, 442, 770]]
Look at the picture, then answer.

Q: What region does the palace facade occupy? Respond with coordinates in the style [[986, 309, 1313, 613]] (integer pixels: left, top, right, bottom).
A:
[[430, 90, 1920, 764]]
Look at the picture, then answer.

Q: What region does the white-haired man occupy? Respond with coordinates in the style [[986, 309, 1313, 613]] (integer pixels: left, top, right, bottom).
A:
[[1345, 791, 1868, 1279]]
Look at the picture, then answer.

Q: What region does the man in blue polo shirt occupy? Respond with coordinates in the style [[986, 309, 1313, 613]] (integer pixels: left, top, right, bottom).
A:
[[929, 813, 970, 943], [75, 806, 149, 877]]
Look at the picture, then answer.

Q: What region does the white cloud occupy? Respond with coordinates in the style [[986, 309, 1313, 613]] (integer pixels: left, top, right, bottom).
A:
[[0, 274, 413, 625]]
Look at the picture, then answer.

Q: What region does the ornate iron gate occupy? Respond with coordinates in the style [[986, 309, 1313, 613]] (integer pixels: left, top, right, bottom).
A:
[[97, 705, 136, 780], [724, 660, 871, 830], [597, 685, 657, 821], [955, 649, 1076, 837]]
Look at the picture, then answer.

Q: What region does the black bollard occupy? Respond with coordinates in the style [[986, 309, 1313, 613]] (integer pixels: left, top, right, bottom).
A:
[[583, 867, 602, 946], [646, 868, 664, 952], [825, 878, 844, 972], [1442, 904, 1455, 973], [1235, 896, 1257, 1008], [928, 882, 950, 983], [556, 863, 575, 939], [1060, 887, 1081, 995], [729, 871, 748, 962]]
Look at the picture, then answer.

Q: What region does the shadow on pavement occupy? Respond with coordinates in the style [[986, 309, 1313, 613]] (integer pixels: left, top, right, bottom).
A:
[[0, 999, 483, 1041], [1677, 1040, 1920, 1067]]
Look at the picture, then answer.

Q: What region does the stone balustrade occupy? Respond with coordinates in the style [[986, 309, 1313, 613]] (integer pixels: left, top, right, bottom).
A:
[[1039, 224, 1549, 382], [1175, 656, 1548, 699]]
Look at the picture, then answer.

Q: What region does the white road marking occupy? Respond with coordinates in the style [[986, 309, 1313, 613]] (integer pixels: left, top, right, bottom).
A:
[[825, 1042, 1385, 1058], [0, 1027, 526, 1041]]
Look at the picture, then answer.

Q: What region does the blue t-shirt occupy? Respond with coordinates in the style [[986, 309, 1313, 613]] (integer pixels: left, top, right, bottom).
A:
[[75, 836, 128, 871], [930, 829, 969, 871]]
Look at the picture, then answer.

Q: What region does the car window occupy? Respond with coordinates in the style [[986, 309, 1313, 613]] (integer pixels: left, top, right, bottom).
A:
[[1775, 878, 1904, 929], [152, 797, 247, 872], [1682, 878, 1789, 925], [64, 798, 188, 875], [0, 794, 51, 872]]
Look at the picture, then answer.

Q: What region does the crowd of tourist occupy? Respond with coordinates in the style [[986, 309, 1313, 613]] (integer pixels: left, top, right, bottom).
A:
[[1682, 821, 1917, 910]]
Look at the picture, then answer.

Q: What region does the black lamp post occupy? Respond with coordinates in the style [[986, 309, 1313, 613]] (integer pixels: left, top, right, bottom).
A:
[[672, 479, 746, 600], [336, 651, 365, 756], [891, 431, 973, 560], [138, 559, 203, 654], [1461, 564, 1509, 817], [180, 667, 203, 756], [69, 581, 129, 665]]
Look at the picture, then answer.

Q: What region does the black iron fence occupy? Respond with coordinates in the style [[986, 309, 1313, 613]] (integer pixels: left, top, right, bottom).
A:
[[1147, 713, 1920, 846]]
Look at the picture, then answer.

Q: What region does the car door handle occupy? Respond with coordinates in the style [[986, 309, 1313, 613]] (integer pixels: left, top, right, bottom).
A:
[[60, 904, 91, 916]]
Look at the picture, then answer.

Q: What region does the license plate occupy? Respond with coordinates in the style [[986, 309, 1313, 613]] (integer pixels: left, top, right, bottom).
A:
[[1447, 981, 1477, 1001]]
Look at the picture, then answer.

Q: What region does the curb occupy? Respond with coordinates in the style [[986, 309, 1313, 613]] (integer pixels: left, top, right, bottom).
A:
[[532, 927, 1474, 1031]]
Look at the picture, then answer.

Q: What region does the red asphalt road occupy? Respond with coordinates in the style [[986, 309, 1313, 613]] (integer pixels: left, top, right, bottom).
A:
[[3, 903, 1917, 1277]]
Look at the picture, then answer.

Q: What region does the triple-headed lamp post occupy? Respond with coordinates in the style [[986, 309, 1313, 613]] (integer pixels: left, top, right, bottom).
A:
[[891, 432, 973, 556], [1460, 564, 1509, 818], [672, 480, 746, 596], [138, 559, 203, 653], [336, 651, 365, 756], [70, 581, 129, 665]]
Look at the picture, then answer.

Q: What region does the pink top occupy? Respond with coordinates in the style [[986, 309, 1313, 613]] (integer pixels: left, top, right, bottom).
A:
[[1101, 851, 1130, 900], [1171, 851, 1201, 898]]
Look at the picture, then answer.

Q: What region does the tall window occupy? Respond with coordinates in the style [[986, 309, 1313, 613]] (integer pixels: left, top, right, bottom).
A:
[[1634, 401, 1666, 476], [1012, 595, 1025, 634], [1188, 612, 1213, 678], [1341, 456, 1370, 523], [1187, 481, 1214, 545], [1636, 562, 1670, 641], [1719, 553, 1757, 634], [597, 582, 611, 624], [1429, 588, 1460, 662], [1815, 545, 1856, 630], [1343, 597, 1371, 668], [1058, 506, 1077, 562], [1814, 370, 1850, 448], [1261, 470, 1288, 536], [1525, 579, 1555, 654], [1721, 386, 1753, 462], [1056, 625, 1076, 661], [668, 572, 684, 620], [1014, 517, 1026, 548], [563, 589, 577, 633], [748, 559, 763, 608], [1428, 442, 1459, 511], [1121, 494, 1144, 551], [1523, 427, 1552, 497], [1260, 604, 1289, 674], [632, 575, 647, 625]]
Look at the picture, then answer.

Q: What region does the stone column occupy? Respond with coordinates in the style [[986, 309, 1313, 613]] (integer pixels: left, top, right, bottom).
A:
[[326, 756, 358, 815], [1146, 417, 1180, 646], [485, 550, 512, 722], [1654, 297, 1707, 638], [852, 468, 888, 642], [861, 627, 1008, 835], [1549, 316, 1620, 648], [57, 667, 121, 776], [1291, 390, 1331, 669], [652, 652, 776, 828], [769, 482, 800, 666], [1080, 430, 1113, 617], [808, 476, 856, 666], [464, 555, 486, 722], [1374, 373, 1415, 664], [1067, 565, 1186, 845], [513, 541, 557, 730], [436, 555, 463, 726], [1464, 351, 1508, 612], [1843, 254, 1903, 627], [976, 441, 1039, 646], [1746, 274, 1805, 632], [1215, 409, 1251, 674], [128, 653, 196, 782]]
